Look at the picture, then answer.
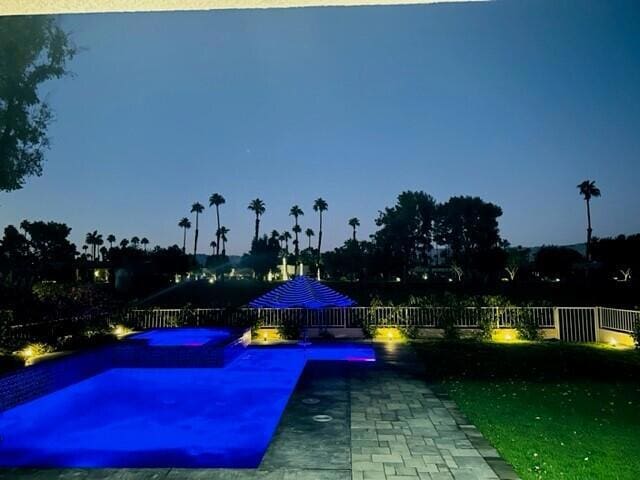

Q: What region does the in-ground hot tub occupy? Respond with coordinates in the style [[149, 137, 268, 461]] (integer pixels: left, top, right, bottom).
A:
[[129, 327, 233, 346], [118, 327, 250, 367]]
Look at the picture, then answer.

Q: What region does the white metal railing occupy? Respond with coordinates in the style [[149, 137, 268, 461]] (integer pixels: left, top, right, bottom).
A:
[[123, 306, 561, 330], [599, 307, 640, 334], [5, 306, 637, 345]]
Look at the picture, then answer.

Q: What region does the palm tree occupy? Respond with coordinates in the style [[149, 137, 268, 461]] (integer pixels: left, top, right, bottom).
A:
[[82, 244, 89, 257], [85, 231, 103, 263], [305, 228, 315, 250], [577, 180, 601, 261], [178, 217, 191, 253], [270, 230, 280, 242], [191, 202, 205, 258], [282, 231, 291, 253], [130, 236, 140, 249], [106, 234, 116, 249], [119, 238, 129, 248], [248, 198, 266, 242], [313, 198, 328, 265], [292, 225, 302, 258], [209, 193, 225, 256], [209, 240, 217, 254], [141, 237, 149, 251], [218, 226, 229, 256], [289, 205, 304, 258], [99, 246, 108, 262], [348, 217, 360, 241]]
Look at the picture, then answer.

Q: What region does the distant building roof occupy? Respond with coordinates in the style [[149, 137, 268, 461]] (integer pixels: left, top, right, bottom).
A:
[[248, 275, 356, 308]]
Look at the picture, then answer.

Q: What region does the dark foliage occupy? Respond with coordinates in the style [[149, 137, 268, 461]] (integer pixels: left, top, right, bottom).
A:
[[0, 16, 76, 191]]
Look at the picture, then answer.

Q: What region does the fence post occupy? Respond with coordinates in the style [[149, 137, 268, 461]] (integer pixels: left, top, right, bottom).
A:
[[594, 306, 601, 343], [553, 307, 560, 340]]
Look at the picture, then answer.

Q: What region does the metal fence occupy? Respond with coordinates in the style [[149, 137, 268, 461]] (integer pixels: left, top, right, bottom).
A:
[[123, 306, 588, 332], [4, 306, 638, 346]]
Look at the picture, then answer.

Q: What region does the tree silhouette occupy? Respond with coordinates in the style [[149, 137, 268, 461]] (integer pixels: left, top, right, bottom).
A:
[[106, 234, 116, 249], [305, 228, 315, 250], [218, 226, 229, 256], [191, 202, 204, 258], [348, 217, 360, 241], [313, 198, 328, 267], [0, 16, 76, 192], [209, 240, 216, 254], [209, 193, 225, 256], [289, 205, 304, 260], [85, 231, 103, 263], [282, 231, 292, 254], [141, 237, 149, 251], [178, 218, 191, 253], [248, 198, 266, 242], [130, 236, 140, 249], [577, 180, 601, 262], [119, 238, 129, 248]]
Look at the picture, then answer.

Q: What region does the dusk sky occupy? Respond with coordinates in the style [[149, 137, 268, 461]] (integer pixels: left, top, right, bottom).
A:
[[1, 0, 639, 255]]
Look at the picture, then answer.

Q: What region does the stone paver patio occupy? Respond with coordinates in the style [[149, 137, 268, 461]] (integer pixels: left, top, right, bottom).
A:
[[1, 343, 519, 480]]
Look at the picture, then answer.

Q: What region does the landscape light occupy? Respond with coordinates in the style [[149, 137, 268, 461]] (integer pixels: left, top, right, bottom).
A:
[[113, 325, 132, 338], [15, 343, 52, 366]]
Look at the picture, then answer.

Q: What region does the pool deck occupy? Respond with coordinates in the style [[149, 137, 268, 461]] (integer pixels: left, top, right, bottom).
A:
[[1, 343, 519, 480]]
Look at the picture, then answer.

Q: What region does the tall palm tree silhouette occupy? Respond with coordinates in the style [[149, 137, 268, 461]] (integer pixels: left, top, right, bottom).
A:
[[191, 202, 205, 258], [348, 217, 360, 241], [209, 193, 225, 256], [106, 234, 116, 249], [209, 240, 217, 255], [248, 198, 266, 242], [305, 228, 315, 250], [282, 231, 291, 254], [178, 218, 191, 253], [313, 198, 328, 266], [577, 180, 601, 261], [85, 231, 103, 263], [218, 226, 229, 256], [141, 237, 149, 251], [130, 236, 140, 249], [289, 205, 304, 259]]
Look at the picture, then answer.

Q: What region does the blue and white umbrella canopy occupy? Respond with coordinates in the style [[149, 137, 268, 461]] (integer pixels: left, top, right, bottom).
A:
[[248, 275, 356, 309]]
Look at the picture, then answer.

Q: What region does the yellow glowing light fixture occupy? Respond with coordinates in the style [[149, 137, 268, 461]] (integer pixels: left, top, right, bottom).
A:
[[375, 327, 403, 342], [113, 325, 133, 338], [16, 343, 53, 366]]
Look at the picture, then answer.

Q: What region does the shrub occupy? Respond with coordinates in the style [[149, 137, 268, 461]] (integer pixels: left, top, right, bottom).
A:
[[476, 295, 512, 341], [277, 315, 302, 340], [361, 296, 385, 339], [15, 342, 54, 364], [632, 320, 640, 349], [515, 305, 542, 341]]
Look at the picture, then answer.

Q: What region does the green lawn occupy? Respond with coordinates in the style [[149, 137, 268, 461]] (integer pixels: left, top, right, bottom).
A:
[[414, 341, 640, 480]]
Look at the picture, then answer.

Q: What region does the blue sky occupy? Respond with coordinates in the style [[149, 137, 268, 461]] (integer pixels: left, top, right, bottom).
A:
[[1, 0, 639, 254]]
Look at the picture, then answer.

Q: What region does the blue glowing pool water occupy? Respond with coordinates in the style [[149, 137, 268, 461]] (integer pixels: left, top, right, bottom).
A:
[[0, 344, 374, 468], [130, 328, 232, 346]]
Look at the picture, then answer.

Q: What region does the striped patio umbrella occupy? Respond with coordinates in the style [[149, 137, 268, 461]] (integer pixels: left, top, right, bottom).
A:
[[248, 275, 356, 309]]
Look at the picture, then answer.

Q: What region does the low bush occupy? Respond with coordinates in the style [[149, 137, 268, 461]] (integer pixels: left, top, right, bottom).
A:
[[632, 319, 640, 349], [277, 316, 302, 340], [514, 304, 543, 341]]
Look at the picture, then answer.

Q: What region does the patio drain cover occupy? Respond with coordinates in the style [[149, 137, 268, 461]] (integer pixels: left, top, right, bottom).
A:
[[302, 398, 320, 405], [312, 414, 333, 423]]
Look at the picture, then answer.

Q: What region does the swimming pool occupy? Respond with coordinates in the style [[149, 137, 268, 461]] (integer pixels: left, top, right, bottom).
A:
[[0, 338, 374, 468]]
